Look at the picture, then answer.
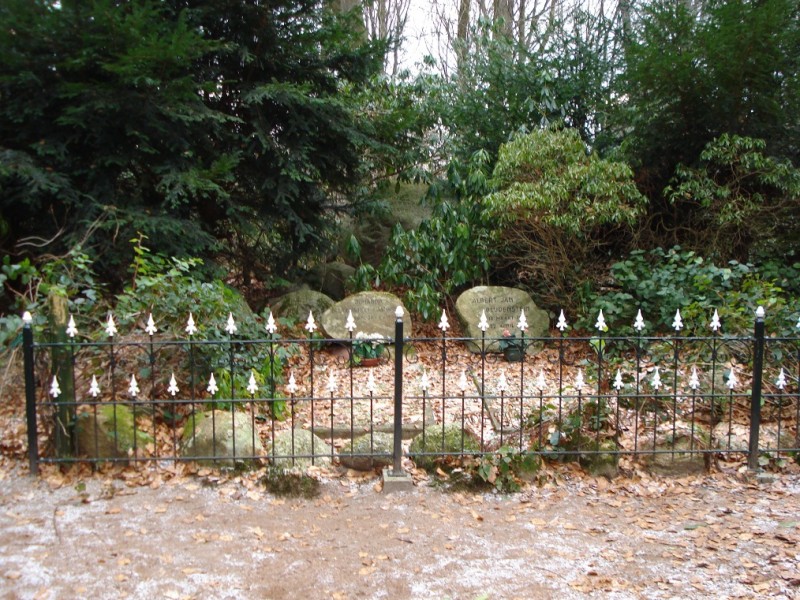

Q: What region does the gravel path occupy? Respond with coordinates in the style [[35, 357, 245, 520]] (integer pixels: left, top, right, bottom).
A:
[[1, 462, 798, 600]]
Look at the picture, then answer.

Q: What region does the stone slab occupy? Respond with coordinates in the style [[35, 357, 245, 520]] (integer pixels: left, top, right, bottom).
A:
[[455, 286, 549, 353]]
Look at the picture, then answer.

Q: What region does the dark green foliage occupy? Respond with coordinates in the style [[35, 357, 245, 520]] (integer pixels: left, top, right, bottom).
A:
[[617, 0, 800, 199], [665, 135, 800, 261], [0, 0, 384, 287], [486, 128, 647, 308], [580, 246, 800, 335], [360, 150, 496, 320]]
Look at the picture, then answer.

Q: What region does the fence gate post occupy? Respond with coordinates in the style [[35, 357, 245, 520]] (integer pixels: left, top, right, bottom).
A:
[[392, 306, 404, 475], [22, 312, 39, 476], [747, 306, 766, 470]]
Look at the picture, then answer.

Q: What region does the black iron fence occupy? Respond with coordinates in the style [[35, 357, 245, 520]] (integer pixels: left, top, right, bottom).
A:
[[21, 307, 800, 475]]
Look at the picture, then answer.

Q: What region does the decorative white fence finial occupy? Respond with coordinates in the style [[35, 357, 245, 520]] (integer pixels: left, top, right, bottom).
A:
[[49, 376, 61, 398], [517, 309, 528, 332], [420, 372, 430, 393], [207, 373, 219, 396], [305, 311, 317, 334], [186, 313, 197, 336], [395, 306, 404, 319], [247, 371, 258, 396], [89, 375, 101, 398], [438, 309, 450, 332], [266, 311, 278, 335], [556, 310, 568, 332], [776, 368, 787, 390], [726, 367, 738, 390], [106, 313, 118, 337], [651, 366, 662, 390], [497, 370, 508, 393], [672, 309, 683, 332], [225, 312, 237, 335], [22, 311, 33, 324], [168, 372, 180, 396], [458, 370, 469, 393], [67, 315, 78, 338], [145, 313, 157, 336], [595, 310, 607, 332], [345, 310, 356, 333], [710, 309, 721, 332], [633, 309, 645, 333], [575, 369, 585, 391], [613, 369, 624, 391], [286, 372, 298, 395], [327, 371, 337, 394], [128, 375, 140, 397], [478, 310, 489, 333], [689, 366, 701, 391], [756, 306, 765, 319], [536, 370, 547, 391]]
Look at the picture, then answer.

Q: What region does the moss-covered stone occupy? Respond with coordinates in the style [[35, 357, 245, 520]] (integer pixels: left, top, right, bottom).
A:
[[338, 432, 394, 471], [409, 424, 480, 471], [181, 410, 264, 468], [75, 404, 152, 460], [579, 439, 619, 479], [638, 427, 710, 475], [268, 428, 333, 468]]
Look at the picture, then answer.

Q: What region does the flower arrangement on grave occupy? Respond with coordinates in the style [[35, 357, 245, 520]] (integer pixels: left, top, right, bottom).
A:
[[352, 331, 386, 365], [499, 329, 526, 362]]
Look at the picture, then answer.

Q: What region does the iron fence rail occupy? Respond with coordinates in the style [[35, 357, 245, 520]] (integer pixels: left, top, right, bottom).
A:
[[20, 308, 800, 475]]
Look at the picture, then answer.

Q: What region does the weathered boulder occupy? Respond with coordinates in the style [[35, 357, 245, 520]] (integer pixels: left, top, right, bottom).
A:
[[75, 404, 152, 460], [338, 432, 394, 471], [269, 288, 334, 323], [713, 422, 789, 453], [321, 291, 411, 340], [455, 286, 549, 353], [306, 262, 356, 301], [579, 439, 620, 479], [409, 424, 480, 471], [268, 428, 333, 468], [637, 425, 710, 475], [181, 410, 264, 468]]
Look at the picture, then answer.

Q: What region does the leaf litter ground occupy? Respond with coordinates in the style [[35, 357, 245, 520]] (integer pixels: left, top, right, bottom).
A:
[[1, 341, 800, 599]]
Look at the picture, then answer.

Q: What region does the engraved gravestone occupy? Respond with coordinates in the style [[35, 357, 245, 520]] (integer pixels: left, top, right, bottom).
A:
[[455, 286, 549, 353], [321, 291, 411, 340]]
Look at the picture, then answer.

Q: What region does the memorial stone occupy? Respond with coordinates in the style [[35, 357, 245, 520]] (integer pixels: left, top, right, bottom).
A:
[[269, 288, 334, 323], [455, 286, 549, 353], [321, 291, 411, 340]]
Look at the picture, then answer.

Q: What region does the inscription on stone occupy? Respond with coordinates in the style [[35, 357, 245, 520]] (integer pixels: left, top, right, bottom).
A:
[[455, 286, 549, 353], [321, 291, 411, 340]]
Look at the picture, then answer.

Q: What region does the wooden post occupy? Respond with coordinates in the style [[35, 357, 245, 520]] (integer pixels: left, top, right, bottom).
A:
[[48, 293, 75, 456]]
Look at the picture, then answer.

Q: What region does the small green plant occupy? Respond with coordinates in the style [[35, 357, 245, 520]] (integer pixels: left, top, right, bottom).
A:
[[470, 447, 540, 493]]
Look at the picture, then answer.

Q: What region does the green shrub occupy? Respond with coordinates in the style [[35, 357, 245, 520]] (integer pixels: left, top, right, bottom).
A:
[[358, 150, 496, 320], [580, 246, 800, 335], [486, 128, 647, 309]]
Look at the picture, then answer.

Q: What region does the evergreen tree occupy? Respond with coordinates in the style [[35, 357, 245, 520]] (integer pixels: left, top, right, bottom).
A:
[[0, 0, 384, 285]]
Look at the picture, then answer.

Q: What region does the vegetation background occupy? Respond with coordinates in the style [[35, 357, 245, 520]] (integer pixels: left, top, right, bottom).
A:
[[2, 0, 799, 336]]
